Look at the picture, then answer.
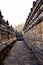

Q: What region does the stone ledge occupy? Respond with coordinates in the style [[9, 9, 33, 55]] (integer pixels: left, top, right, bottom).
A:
[[0, 38, 16, 64], [0, 38, 16, 52]]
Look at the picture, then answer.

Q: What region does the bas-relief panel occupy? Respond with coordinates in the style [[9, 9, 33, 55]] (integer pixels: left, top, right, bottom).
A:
[[24, 20, 43, 47]]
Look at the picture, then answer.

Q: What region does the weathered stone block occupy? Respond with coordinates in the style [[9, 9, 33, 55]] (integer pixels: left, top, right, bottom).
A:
[[32, 41, 35, 45], [39, 41, 43, 48], [28, 40, 32, 44], [35, 23, 42, 34], [42, 28, 43, 33], [35, 41, 41, 46], [41, 21, 43, 33], [35, 33, 42, 41], [35, 41, 43, 48], [41, 21, 43, 28], [42, 34, 43, 41]]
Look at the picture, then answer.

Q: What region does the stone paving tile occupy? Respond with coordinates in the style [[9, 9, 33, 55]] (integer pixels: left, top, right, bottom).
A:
[[3, 41, 39, 65]]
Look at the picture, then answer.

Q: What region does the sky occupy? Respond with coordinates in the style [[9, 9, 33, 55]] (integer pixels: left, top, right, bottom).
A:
[[0, 0, 35, 27]]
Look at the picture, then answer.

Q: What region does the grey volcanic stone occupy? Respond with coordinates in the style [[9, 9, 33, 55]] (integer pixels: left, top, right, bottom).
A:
[[3, 41, 39, 65]]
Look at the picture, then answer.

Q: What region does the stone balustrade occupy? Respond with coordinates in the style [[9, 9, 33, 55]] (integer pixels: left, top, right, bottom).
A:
[[0, 38, 16, 64]]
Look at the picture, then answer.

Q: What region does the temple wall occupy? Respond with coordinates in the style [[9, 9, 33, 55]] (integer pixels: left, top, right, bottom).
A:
[[0, 33, 16, 42], [23, 20, 43, 47], [23, 0, 43, 48]]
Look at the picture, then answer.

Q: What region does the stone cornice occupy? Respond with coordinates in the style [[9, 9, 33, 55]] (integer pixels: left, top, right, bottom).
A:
[[23, 0, 43, 32], [29, 5, 43, 25], [27, 0, 43, 25], [25, 5, 43, 29], [24, 12, 43, 33]]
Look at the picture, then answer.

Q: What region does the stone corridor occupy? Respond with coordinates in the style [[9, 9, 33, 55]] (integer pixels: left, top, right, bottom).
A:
[[2, 41, 40, 65]]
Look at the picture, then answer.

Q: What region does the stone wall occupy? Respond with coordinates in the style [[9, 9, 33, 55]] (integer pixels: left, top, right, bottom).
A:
[[0, 11, 16, 42], [24, 21, 43, 47], [0, 38, 16, 64], [23, 0, 43, 48]]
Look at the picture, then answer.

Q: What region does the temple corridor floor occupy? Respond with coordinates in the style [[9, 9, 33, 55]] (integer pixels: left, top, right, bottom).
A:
[[3, 41, 40, 65]]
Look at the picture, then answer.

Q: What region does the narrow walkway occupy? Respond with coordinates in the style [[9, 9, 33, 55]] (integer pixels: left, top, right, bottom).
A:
[[3, 41, 40, 65]]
